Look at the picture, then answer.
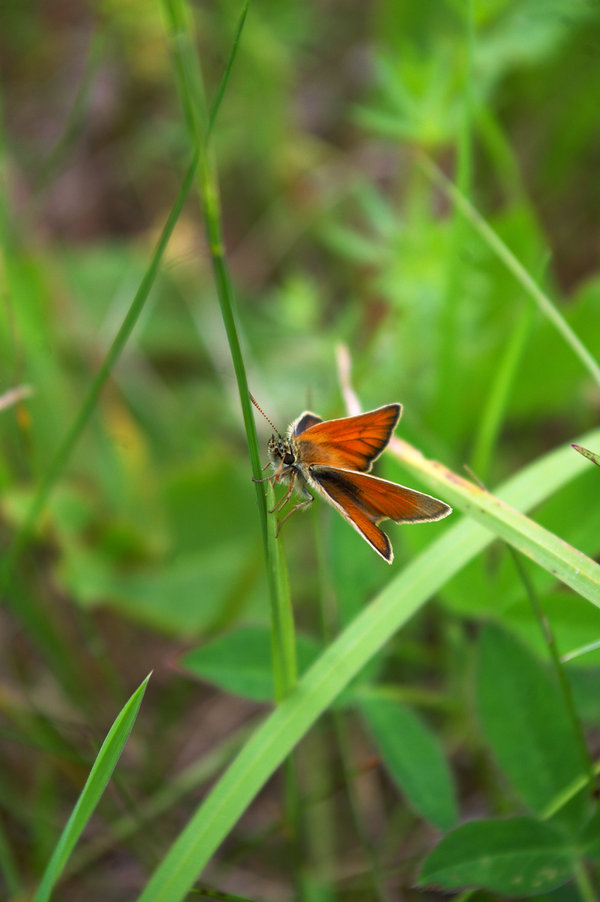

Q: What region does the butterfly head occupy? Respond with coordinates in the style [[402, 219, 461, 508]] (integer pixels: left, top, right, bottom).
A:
[[268, 435, 296, 474]]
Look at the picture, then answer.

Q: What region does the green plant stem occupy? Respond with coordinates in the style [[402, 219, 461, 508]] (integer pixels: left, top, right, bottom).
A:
[[510, 551, 597, 801], [573, 858, 599, 902], [540, 757, 600, 821], [417, 152, 600, 388], [435, 0, 475, 436], [3, 151, 198, 575], [0, 816, 22, 898], [159, 0, 266, 527], [66, 722, 256, 878], [265, 481, 297, 698], [159, 0, 297, 702], [207, 0, 249, 137], [470, 301, 534, 478], [160, 18, 300, 890]]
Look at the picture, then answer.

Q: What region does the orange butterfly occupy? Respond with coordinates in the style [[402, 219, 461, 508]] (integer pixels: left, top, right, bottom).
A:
[[251, 397, 451, 563]]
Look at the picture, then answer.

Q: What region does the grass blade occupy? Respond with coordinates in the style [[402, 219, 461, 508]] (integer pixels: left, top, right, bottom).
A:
[[208, 0, 249, 136], [572, 444, 600, 468], [390, 433, 600, 609], [33, 674, 151, 902], [136, 427, 600, 902], [4, 152, 198, 572], [160, 0, 296, 703], [417, 152, 600, 388]]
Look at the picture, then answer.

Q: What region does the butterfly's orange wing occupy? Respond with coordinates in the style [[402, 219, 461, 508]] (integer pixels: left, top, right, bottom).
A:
[[309, 467, 451, 562], [292, 404, 401, 472]]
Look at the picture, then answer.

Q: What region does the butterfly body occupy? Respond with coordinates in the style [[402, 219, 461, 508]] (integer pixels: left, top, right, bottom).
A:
[[256, 401, 451, 563]]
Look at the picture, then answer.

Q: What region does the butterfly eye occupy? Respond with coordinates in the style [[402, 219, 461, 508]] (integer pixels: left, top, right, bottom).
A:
[[283, 451, 295, 465]]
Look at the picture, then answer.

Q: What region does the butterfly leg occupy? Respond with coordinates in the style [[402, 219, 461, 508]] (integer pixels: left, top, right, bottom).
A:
[[275, 491, 314, 537], [269, 472, 297, 514]]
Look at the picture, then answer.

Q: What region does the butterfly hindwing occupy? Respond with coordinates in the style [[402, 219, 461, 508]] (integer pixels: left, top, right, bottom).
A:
[[312, 466, 451, 525], [308, 468, 393, 561]]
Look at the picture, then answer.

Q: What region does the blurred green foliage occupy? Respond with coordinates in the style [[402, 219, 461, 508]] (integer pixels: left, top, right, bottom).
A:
[[1, 0, 600, 898]]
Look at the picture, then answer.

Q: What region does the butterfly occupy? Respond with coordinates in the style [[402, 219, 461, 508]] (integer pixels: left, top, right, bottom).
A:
[[251, 397, 451, 563]]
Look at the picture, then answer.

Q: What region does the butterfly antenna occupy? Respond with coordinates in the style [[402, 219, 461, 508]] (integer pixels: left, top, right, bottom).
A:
[[250, 393, 282, 437]]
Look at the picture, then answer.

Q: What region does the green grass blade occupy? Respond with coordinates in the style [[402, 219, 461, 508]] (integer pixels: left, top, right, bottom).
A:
[[417, 153, 600, 388], [65, 721, 256, 879], [470, 302, 534, 479], [4, 151, 198, 572], [572, 444, 600, 468], [159, 0, 265, 501], [160, 0, 296, 703], [33, 674, 151, 902], [264, 481, 297, 699], [136, 428, 600, 902], [390, 432, 600, 609], [207, 0, 249, 136], [0, 815, 22, 897]]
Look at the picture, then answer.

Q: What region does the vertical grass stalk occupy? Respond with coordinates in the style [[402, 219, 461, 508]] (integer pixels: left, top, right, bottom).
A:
[[435, 0, 475, 437], [159, 0, 297, 697], [417, 153, 600, 388]]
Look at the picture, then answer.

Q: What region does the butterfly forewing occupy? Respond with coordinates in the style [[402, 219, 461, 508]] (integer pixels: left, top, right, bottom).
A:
[[293, 404, 402, 472]]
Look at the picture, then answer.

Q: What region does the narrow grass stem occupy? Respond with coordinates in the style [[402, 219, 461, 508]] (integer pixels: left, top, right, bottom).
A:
[[573, 858, 599, 902], [510, 551, 597, 802], [540, 757, 600, 821], [159, 0, 297, 704], [417, 153, 600, 388], [470, 301, 533, 479], [3, 152, 198, 575], [435, 0, 474, 434]]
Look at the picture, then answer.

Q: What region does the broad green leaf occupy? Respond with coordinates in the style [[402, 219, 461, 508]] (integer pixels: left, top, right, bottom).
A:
[[360, 697, 457, 830], [33, 674, 151, 902], [418, 817, 574, 896], [181, 625, 321, 702], [477, 625, 588, 828]]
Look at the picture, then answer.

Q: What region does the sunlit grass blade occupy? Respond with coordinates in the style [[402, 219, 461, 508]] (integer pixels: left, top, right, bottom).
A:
[[33, 674, 151, 902], [65, 720, 256, 879], [390, 432, 600, 609], [135, 428, 600, 902], [562, 638, 600, 664], [417, 153, 600, 389], [572, 444, 600, 468]]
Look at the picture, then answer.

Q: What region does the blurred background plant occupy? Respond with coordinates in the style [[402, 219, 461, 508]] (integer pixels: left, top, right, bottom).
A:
[[1, 0, 600, 900]]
